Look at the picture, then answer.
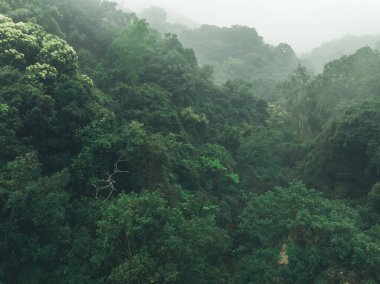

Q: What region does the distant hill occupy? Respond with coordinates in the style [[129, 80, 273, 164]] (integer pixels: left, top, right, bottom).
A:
[[130, 6, 301, 100], [301, 34, 380, 73], [136, 6, 201, 36], [178, 25, 300, 83], [166, 10, 201, 29]]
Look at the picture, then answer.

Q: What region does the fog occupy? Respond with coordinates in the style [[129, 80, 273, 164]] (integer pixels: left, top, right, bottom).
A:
[[118, 0, 380, 53]]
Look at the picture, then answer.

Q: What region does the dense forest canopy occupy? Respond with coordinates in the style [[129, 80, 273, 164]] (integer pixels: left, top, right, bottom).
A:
[[0, 0, 379, 283]]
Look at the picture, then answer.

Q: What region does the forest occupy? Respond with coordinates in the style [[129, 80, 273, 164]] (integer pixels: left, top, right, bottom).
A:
[[0, 0, 379, 283]]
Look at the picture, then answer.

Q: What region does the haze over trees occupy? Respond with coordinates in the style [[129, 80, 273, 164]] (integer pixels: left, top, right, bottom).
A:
[[301, 34, 380, 73], [136, 6, 301, 100], [0, 1, 379, 283]]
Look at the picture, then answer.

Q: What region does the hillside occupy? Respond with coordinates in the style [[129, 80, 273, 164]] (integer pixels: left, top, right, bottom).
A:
[[179, 25, 300, 83], [301, 34, 380, 72], [133, 6, 302, 100], [0, 1, 379, 283]]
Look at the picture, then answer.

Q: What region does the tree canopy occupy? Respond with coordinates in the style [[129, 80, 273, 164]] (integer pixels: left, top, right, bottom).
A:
[[0, 1, 379, 283]]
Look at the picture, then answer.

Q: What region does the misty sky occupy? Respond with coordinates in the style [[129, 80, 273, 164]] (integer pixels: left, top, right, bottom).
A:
[[119, 0, 380, 53]]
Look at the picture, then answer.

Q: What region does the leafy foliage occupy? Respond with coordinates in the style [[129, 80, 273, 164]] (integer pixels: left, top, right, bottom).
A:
[[303, 100, 380, 198], [0, 1, 379, 283], [237, 182, 379, 283], [95, 192, 229, 283]]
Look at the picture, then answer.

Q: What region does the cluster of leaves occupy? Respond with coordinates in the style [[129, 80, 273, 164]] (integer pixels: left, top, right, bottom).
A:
[[236, 182, 379, 284], [0, 14, 100, 171], [302, 100, 380, 198]]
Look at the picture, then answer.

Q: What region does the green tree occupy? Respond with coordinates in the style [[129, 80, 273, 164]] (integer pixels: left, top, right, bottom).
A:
[[109, 19, 157, 84], [303, 99, 380, 198], [0, 153, 70, 282], [94, 192, 229, 283], [0, 15, 100, 171], [237, 127, 286, 191], [278, 65, 314, 139], [236, 181, 380, 283]]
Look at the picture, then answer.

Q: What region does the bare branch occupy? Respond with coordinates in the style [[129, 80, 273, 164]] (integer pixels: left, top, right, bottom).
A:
[[92, 158, 129, 200]]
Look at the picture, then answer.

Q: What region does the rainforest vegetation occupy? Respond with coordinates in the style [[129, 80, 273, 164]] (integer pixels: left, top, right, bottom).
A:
[[0, 0, 379, 283]]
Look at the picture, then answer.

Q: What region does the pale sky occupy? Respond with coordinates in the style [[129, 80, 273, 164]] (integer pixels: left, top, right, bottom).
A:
[[118, 0, 380, 53]]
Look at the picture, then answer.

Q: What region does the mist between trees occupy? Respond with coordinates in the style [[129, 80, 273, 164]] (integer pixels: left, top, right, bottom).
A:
[[0, 1, 379, 283]]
